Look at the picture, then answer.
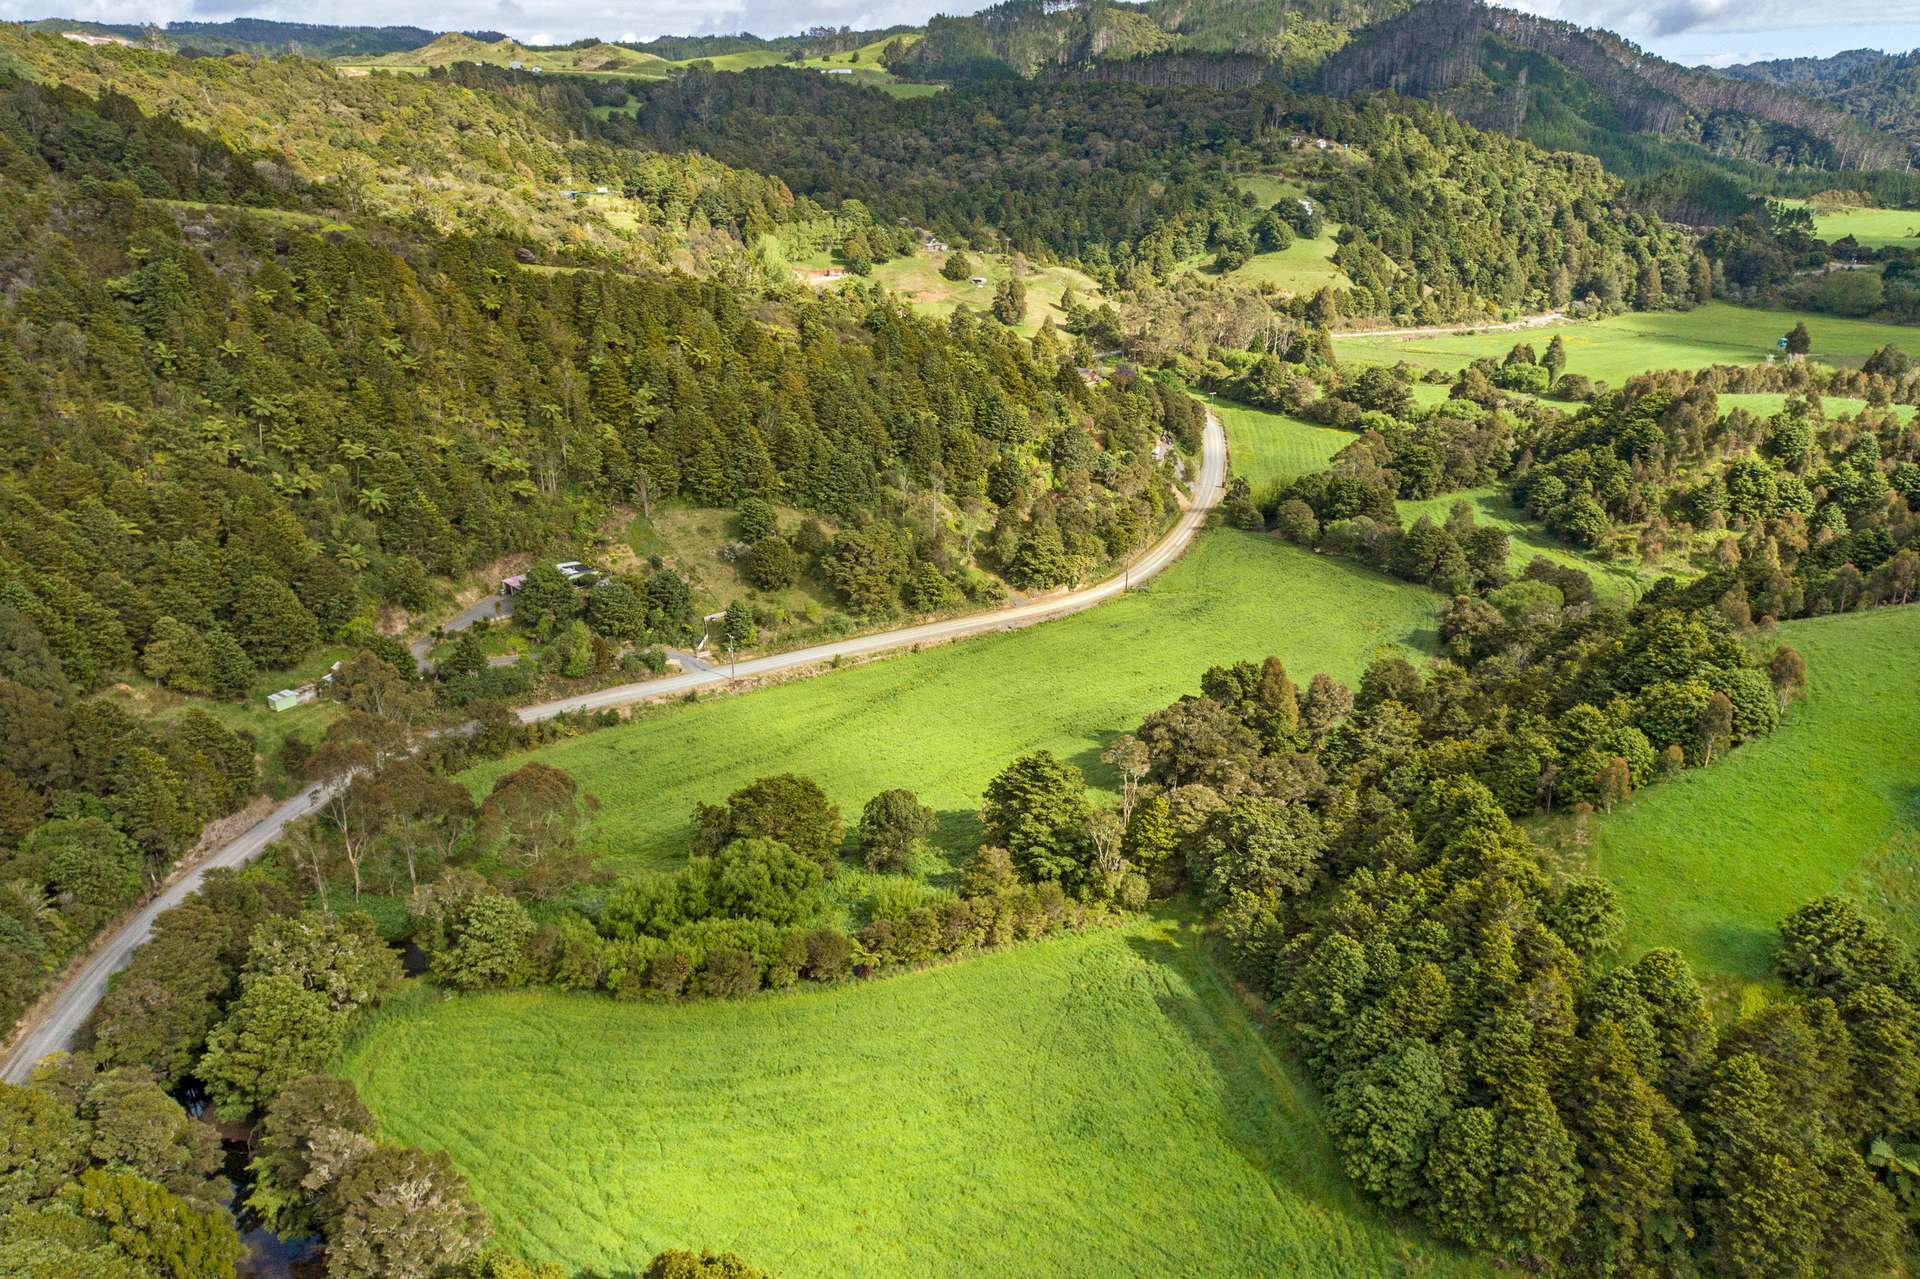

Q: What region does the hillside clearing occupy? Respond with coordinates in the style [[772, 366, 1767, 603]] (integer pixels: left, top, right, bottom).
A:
[[1580, 605, 1920, 983], [342, 913, 1485, 1279]]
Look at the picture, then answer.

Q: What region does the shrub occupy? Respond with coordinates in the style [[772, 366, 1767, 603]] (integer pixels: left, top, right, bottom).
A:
[[804, 928, 854, 982], [700, 947, 760, 999]]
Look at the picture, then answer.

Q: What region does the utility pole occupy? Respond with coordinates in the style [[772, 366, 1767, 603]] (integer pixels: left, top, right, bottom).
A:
[[727, 641, 736, 680]]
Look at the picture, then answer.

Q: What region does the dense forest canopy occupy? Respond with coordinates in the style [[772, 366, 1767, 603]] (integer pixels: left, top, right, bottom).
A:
[[584, 69, 1700, 319]]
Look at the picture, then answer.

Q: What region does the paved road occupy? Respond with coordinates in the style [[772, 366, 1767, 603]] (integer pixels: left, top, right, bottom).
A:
[[1, 787, 334, 1083], [517, 411, 1225, 722], [1330, 311, 1566, 340], [409, 592, 513, 672], [0, 413, 1223, 1083]]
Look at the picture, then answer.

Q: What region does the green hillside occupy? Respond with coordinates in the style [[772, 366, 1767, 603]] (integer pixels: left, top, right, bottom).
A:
[[344, 914, 1486, 1279], [1583, 605, 1920, 983]]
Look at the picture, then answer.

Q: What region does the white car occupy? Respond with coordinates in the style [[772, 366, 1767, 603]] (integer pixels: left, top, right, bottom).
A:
[[554, 561, 590, 580]]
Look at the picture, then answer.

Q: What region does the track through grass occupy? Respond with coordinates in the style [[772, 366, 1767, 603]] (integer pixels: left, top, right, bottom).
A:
[[343, 913, 1486, 1279]]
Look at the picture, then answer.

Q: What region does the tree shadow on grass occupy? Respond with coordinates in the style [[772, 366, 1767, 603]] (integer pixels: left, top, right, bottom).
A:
[[1118, 911, 1436, 1246]]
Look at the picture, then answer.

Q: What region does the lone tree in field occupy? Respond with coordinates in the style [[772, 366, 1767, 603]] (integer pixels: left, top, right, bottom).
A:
[[940, 250, 974, 282], [1594, 756, 1632, 813], [1768, 644, 1807, 710], [694, 774, 845, 873], [1785, 321, 1812, 356], [857, 789, 936, 873], [1697, 691, 1735, 764]]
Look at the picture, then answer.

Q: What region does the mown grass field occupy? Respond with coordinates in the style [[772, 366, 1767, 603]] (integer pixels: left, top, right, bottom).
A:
[[462, 531, 1440, 875], [1336, 303, 1920, 383], [1583, 605, 1920, 983], [1212, 398, 1354, 497], [1174, 175, 1348, 295], [343, 912, 1484, 1279]]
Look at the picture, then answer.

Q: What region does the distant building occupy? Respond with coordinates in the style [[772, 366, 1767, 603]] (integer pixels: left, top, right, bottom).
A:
[[594, 186, 609, 195], [823, 67, 853, 75], [267, 686, 315, 713], [969, 275, 987, 286], [925, 237, 948, 252], [508, 59, 524, 69]]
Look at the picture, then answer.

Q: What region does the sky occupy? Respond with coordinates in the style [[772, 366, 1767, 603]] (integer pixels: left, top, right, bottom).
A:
[[8, 0, 1919, 68]]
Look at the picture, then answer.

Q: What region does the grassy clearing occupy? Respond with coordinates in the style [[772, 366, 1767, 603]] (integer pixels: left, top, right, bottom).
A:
[[1717, 392, 1914, 424], [864, 251, 1098, 337], [1173, 175, 1348, 295], [150, 199, 353, 232], [461, 531, 1440, 876], [1394, 488, 1673, 598], [1212, 397, 1354, 497], [1578, 605, 1920, 984], [343, 912, 1484, 1279], [1335, 303, 1920, 383], [1786, 201, 1920, 249]]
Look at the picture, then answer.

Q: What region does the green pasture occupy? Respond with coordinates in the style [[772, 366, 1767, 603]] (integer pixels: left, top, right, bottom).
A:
[[1717, 392, 1915, 424], [343, 912, 1483, 1279], [1789, 201, 1920, 249], [1584, 604, 1920, 984], [1395, 488, 1671, 597], [1175, 177, 1348, 295], [1212, 397, 1354, 496], [1335, 303, 1920, 383], [460, 531, 1440, 876]]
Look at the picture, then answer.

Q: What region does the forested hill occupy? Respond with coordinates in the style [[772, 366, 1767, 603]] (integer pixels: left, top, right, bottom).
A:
[[0, 28, 803, 270], [1719, 49, 1920, 155], [880, 0, 1907, 182], [890, 0, 1411, 82], [596, 69, 1699, 316], [20, 18, 484, 58], [1310, 0, 1908, 173], [0, 69, 1182, 725]]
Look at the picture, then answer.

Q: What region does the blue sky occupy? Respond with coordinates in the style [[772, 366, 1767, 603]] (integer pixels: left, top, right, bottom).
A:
[[6, 0, 1916, 67]]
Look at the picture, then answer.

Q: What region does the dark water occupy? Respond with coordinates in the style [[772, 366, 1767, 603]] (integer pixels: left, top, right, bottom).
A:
[[182, 1083, 325, 1279]]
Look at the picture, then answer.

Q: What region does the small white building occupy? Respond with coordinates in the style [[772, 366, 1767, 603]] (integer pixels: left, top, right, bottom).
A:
[[823, 67, 853, 75], [594, 186, 609, 194]]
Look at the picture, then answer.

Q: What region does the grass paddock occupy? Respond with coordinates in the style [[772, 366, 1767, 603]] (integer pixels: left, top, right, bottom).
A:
[[461, 531, 1440, 876], [343, 914, 1485, 1279], [1583, 605, 1920, 983]]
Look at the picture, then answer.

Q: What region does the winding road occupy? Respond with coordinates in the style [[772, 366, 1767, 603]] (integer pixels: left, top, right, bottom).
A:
[[1, 412, 1226, 1084]]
